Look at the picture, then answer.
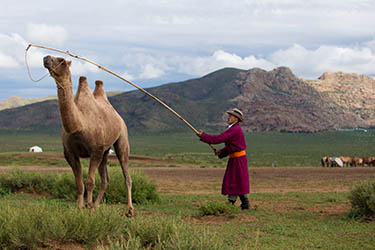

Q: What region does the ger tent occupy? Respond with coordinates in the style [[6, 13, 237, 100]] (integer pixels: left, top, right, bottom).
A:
[[28, 146, 43, 153], [330, 157, 343, 167]]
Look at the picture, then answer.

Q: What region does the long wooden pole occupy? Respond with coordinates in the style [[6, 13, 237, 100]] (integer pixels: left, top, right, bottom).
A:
[[26, 44, 216, 151]]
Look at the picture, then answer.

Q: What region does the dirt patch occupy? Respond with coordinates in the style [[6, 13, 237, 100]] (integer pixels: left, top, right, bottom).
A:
[[140, 167, 375, 194], [310, 203, 352, 216]]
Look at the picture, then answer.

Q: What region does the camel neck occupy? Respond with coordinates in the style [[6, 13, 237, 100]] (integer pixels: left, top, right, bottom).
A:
[[57, 81, 83, 134]]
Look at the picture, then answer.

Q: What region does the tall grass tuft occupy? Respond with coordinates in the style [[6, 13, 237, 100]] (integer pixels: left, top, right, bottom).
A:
[[348, 179, 375, 219], [0, 169, 159, 204], [0, 199, 229, 250], [200, 201, 239, 216]]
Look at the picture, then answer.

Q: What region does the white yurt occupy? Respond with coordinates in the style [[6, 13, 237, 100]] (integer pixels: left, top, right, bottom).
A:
[[28, 146, 43, 153], [109, 149, 115, 155]]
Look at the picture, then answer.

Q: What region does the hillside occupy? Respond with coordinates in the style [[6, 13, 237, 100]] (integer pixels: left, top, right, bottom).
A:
[[303, 72, 375, 127], [0, 67, 372, 133], [0, 96, 56, 111], [0, 92, 123, 111]]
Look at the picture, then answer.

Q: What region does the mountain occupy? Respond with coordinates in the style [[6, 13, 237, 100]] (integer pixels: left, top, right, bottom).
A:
[[0, 67, 372, 133]]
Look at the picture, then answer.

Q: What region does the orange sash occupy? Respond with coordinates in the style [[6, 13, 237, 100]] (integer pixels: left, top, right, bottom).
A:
[[229, 150, 246, 158]]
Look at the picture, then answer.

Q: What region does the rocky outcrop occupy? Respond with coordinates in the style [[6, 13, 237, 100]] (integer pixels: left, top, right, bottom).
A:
[[303, 72, 375, 128], [232, 67, 357, 132]]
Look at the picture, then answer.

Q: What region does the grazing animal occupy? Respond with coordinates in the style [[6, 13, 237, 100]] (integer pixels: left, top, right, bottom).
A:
[[339, 156, 352, 167], [321, 156, 328, 167], [351, 157, 363, 167], [43, 55, 134, 216], [362, 157, 375, 167]]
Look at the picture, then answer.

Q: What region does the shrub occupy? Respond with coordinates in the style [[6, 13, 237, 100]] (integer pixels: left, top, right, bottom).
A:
[[0, 169, 159, 204], [200, 201, 239, 216], [348, 179, 375, 219]]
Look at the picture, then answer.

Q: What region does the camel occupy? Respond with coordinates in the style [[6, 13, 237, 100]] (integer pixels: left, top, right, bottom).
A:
[[43, 55, 134, 216]]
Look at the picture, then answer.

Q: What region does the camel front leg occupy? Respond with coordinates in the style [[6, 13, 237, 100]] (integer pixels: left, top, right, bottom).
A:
[[64, 150, 84, 208], [86, 153, 103, 208], [94, 150, 110, 207]]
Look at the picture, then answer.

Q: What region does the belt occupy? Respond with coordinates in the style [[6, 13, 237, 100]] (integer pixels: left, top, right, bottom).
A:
[[229, 150, 246, 158]]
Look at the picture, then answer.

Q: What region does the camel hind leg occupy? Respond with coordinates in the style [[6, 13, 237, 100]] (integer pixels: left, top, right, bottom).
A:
[[94, 150, 110, 207], [113, 131, 134, 217]]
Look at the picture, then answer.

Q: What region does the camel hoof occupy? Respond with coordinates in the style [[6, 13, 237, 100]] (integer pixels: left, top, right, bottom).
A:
[[85, 202, 96, 210], [125, 208, 135, 218]]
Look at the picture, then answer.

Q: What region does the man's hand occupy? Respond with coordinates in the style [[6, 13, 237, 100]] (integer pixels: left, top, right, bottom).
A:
[[197, 130, 204, 137]]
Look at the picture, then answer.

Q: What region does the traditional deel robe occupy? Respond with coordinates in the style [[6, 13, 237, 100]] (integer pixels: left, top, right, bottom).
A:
[[200, 123, 250, 195]]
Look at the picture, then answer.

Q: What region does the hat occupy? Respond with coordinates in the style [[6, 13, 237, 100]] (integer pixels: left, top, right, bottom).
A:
[[226, 108, 243, 122]]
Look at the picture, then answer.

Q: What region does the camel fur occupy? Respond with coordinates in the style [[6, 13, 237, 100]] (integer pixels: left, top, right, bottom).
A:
[[43, 55, 134, 216]]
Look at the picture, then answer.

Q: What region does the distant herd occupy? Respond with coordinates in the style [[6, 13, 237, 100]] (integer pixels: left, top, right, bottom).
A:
[[321, 156, 375, 167]]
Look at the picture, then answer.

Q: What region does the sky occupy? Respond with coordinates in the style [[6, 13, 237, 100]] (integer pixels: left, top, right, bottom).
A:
[[1, 0, 375, 101]]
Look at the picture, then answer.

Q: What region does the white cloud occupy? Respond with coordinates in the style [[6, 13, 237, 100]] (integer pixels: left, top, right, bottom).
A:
[[121, 72, 135, 82], [70, 60, 100, 75], [122, 52, 169, 80], [270, 44, 375, 78], [0, 52, 18, 68], [138, 64, 165, 79], [176, 50, 275, 76], [26, 23, 68, 47]]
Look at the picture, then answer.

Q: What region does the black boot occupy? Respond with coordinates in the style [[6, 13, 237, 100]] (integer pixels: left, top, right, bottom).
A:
[[239, 195, 250, 210], [228, 195, 237, 205], [228, 199, 236, 205]]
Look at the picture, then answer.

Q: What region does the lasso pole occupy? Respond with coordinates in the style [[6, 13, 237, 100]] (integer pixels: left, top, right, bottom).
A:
[[26, 44, 216, 151]]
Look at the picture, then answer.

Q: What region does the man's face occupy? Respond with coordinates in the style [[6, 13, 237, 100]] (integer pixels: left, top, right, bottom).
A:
[[227, 114, 239, 124]]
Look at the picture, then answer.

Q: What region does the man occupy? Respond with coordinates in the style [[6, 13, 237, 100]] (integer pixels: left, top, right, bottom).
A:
[[197, 108, 250, 209]]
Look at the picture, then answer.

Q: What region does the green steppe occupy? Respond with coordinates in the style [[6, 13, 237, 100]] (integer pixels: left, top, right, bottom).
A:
[[0, 130, 374, 249]]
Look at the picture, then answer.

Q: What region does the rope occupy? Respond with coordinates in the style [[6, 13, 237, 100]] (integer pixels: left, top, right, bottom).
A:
[[25, 44, 216, 151], [25, 45, 50, 82], [25, 45, 66, 97]]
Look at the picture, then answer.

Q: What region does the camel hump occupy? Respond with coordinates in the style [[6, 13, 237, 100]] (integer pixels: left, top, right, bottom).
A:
[[76, 76, 91, 98], [94, 80, 109, 102], [78, 76, 89, 89]]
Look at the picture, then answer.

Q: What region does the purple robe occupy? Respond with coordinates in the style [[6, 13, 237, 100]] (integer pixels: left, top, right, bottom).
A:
[[200, 123, 250, 195]]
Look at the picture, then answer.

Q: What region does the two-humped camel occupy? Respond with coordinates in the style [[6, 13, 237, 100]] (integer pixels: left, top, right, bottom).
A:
[[43, 55, 134, 216]]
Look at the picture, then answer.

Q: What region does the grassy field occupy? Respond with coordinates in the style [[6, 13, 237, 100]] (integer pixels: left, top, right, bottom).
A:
[[0, 189, 374, 249], [0, 130, 375, 249], [1, 129, 375, 166]]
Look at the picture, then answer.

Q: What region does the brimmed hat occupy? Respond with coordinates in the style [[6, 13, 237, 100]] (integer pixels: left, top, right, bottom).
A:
[[226, 108, 243, 122]]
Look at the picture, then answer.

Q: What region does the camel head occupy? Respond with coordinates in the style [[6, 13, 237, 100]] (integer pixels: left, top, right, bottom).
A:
[[43, 55, 72, 84]]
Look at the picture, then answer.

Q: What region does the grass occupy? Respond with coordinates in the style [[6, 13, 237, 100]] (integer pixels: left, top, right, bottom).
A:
[[2, 129, 375, 167], [0, 191, 374, 249]]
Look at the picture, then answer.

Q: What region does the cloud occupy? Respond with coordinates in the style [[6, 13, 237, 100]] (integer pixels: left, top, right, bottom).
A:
[[138, 64, 165, 79], [70, 60, 100, 75], [26, 23, 68, 47], [121, 53, 169, 80], [0, 32, 51, 70], [270, 44, 375, 78], [0, 52, 18, 68], [175, 50, 276, 76], [119, 42, 375, 80]]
